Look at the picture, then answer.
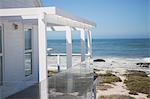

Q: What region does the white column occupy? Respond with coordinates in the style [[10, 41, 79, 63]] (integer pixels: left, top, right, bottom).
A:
[[80, 29, 86, 63], [67, 74, 73, 93], [87, 30, 92, 63], [66, 27, 73, 93], [66, 26, 72, 68], [38, 14, 48, 99], [38, 14, 47, 82]]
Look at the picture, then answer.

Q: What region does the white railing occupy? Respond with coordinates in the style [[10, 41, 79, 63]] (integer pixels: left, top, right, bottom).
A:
[[47, 53, 90, 72]]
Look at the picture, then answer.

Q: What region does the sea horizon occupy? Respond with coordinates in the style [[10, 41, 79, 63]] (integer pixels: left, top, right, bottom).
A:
[[47, 38, 150, 40], [47, 38, 150, 58]]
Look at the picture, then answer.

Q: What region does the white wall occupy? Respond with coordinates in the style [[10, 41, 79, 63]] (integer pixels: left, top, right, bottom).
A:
[[0, 0, 40, 8], [2, 18, 39, 97]]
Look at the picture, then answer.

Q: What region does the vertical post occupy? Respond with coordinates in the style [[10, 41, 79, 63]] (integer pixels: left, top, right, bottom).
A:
[[87, 30, 92, 64], [80, 29, 85, 63], [66, 26, 73, 93], [66, 26, 72, 68], [57, 55, 60, 72], [38, 14, 47, 82], [38, 14, 48, 99]]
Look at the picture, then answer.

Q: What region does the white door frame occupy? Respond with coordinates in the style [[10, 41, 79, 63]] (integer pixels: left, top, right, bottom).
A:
[[0, 23, 4, 86]]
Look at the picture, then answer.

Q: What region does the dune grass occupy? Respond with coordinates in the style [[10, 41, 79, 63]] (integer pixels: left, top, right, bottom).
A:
[[98, 95, 135, 99], [96, 72, 121, 91], [98, 72, 122, 84], [124, 70, 150, 97]]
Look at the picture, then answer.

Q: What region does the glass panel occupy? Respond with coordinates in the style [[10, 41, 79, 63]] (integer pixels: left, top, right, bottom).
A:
[[0, 57, 2, 85], [24, 28, 32, 76], [25, 52, 32, 76], [0, 25, 2, 85], [3, 64, 94, 99], [48, 63, 94, 99], [0, 26, 2, 53], [25, 29, 32, 50]]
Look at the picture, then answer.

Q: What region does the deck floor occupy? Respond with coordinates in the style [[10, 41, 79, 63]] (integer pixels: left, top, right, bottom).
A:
[[6, 84, 40, 99], [5, 84, 88, 99]]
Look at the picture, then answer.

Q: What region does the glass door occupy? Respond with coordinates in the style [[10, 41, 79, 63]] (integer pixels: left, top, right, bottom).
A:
[[24, 28, 32, 77], [0, 24, 3, 85]]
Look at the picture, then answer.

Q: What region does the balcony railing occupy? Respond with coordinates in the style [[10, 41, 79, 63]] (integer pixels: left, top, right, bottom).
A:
[[1, 62, 96, 99]]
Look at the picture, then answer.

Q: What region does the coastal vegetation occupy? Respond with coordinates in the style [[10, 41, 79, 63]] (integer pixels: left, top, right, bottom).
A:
[[98, 95, 135, 99], [124, 70, 150, 97], [97, 72, 122, 84], [96, 72, 122, 90]]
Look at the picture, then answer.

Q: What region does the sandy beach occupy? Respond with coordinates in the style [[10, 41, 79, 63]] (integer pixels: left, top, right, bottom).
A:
[[93, 56, 150, 99]]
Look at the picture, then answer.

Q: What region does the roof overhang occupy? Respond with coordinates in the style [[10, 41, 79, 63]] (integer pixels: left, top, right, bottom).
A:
[[0, 7, 96, 29]]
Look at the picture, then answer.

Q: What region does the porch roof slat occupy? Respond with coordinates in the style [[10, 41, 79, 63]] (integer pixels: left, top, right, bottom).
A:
[[0, 7, 96, 29]]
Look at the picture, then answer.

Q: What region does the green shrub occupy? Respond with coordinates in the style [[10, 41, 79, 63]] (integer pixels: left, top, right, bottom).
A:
[[98, 73, 122, 84], [124, 71, 150, 96], [126, 70, 148, 77], [98, 95, 135, 99]]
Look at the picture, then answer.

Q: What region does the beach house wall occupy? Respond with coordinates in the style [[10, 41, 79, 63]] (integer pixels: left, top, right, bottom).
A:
[[0, 0, 95, 98], [0, 0, 41, 97]]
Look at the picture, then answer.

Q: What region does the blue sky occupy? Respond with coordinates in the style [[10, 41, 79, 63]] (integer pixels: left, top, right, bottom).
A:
[[43, 0, 150, 39]]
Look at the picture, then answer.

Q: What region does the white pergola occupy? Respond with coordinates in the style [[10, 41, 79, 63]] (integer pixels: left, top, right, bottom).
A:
[[0, 7, 96, 82]]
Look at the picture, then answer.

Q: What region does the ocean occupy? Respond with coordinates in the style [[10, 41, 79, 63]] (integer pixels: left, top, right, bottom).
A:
[[47, 39, 150, 58]]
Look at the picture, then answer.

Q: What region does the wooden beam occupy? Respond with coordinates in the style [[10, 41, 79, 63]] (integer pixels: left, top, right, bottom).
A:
[[66, 26, 72, 68], [87, 30, 92, 60], [80, 29, 86, 63], [38, 14, 47, 82], [38, 14, 48, 99]]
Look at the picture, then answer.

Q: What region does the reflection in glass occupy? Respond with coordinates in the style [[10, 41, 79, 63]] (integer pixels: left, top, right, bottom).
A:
[[0, 57, 2, 85], [25, 52, 32, 76], [24, 28, 32, 76], [0, 25, 2, 85], [4, 64, 94, 99], [0, 26, 2, 53], [25, 29, 32, 50]]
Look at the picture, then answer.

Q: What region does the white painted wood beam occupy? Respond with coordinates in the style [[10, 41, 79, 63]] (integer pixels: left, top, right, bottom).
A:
[[38, 14, 47, 82], [40, 79, 48, 99], [47, 26, 69, 31], [0, 7, 55, 17], [0, 7, 95, 29], [38, 13, 48, 99], [87, 30, 92, 59], [80, 29, 86, 63], [47, 26, 77, 32], [67, 74, 73, 93], [66, 26, 72, 68]]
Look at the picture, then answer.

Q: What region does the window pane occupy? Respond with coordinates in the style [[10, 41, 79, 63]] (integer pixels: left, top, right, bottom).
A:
[[25, 52, 32, 76], [0, 26, 2, 53], [0, 57, 2, 85], [25, 29, 32, 50]]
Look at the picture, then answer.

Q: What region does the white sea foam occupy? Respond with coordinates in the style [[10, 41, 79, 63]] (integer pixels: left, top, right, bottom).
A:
[[47, 56, 150, 73], [143, 57, 150, 62]]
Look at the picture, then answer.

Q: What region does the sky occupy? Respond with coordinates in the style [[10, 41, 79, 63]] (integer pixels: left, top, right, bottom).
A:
[[42, 0, 150, 39]]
